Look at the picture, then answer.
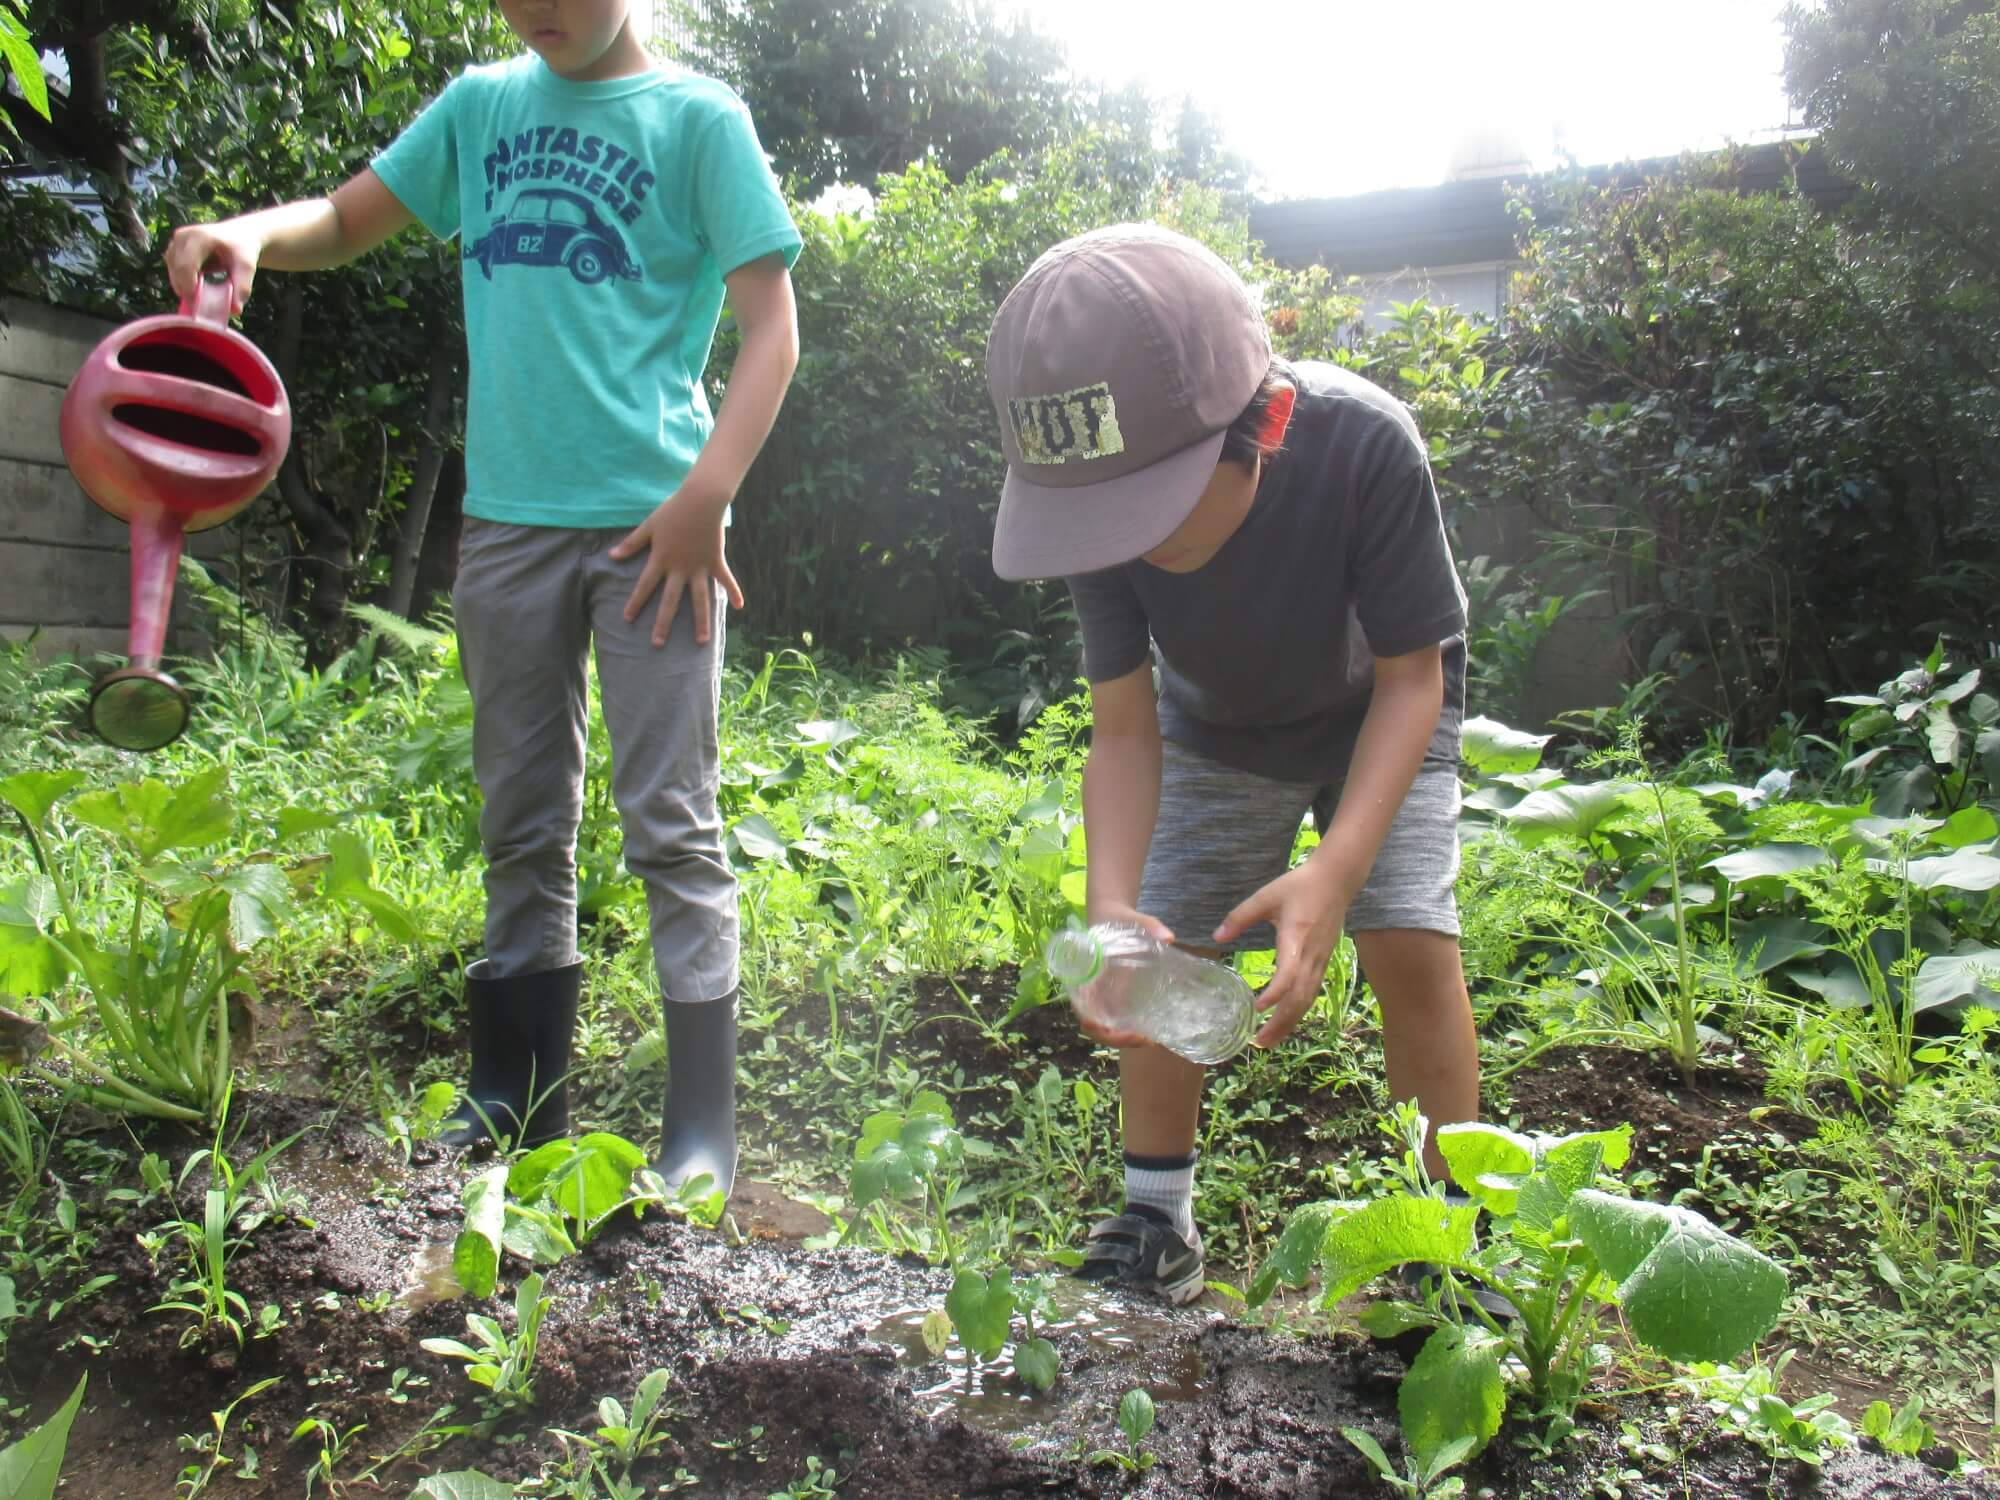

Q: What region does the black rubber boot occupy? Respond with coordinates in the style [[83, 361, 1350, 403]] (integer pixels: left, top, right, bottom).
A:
[[653, 989, 737, 1200], [437, 959, 583, 1152]]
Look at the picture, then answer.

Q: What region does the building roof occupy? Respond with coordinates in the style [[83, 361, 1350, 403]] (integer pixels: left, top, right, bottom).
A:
[[1249, 139, 1852, 274]]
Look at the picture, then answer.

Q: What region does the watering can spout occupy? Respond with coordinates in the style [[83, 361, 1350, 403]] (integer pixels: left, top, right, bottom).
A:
[[59, 268, 290, 751]]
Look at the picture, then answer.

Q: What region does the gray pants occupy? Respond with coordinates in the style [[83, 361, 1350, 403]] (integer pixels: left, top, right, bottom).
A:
[[453, 519, 737, 1002]]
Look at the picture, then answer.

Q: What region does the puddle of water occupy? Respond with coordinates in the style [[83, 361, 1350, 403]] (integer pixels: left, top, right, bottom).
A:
[[867, 1278, 1207, 1432], [398, 1242, 463, 1310]]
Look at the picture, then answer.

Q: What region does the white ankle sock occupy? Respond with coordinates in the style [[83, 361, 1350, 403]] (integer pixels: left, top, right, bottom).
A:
[[1124, 1151, 1198, 1245]]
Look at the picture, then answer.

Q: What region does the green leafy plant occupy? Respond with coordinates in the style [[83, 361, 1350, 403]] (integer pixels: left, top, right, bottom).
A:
[[368, 1079, 458, 1164], [1862, 1393, 1937, 1458], [175, 1376, 279, 1497], [767, 1455, 841, 1498], [839, 1089, 966, 1263], [147, 1103, 310, 1348], [1830, 643, 1997, 817], [1680, 1355, 1855, 1465], [290, 1413, 367, 1497], [508, 1131, 708, 1240], [420, 1270, 552, 1424], [0, 769, 416, 1123], [548, 1367, 676, 1492], [1086, 1388, 1157, 1473], [1250, 1108, 1788, 1481], [1342, 1427, 1474, 1499]]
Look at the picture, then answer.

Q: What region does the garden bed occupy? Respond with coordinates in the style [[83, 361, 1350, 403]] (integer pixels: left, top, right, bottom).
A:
[[13, 1039, 1993, 1499]]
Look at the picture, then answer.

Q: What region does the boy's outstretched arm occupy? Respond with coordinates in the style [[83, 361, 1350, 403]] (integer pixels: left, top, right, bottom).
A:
[[612, 253, 800, 648], [164, 170, 416, 313]]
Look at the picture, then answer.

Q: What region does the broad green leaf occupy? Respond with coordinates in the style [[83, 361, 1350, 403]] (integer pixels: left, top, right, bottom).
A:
[[1913, 949, 2000, 1014], [274, 808, 344, 845], [920, 1308, 951, 1356], [220, 863, 296, 951], [1784, 958, 1873, 1009], [1935, 807, 1999, 848], [1731, 916, 1830, 976], [794, 719, 862, 749], [1705, 843, 1827, 884], [0, 771, 84, 831], [511, 1133, 647, 1230], [344, 888, 423, 944], [1925, 707, 1961, 767], [1015, 1336, 1059, 1391], [1460, 717, 1551, 775], [1498, 782, 1630, 846], [1399, 1324, 1505, 1466], [72, 769, 233, 862], [1517, 1137, 1606, 1235], [501, 1204, 575, 1265], [730, 813, 790, 862], [1905, 849, 2000, 892], [1436, 1124, 1534, 1215], [454, 1166, 508, 1300], [944, 1267, 1013, 1359], [407, 1472, 516, 1500], [0, 13, 51, 122], [1568, 1190, 1786, 1362], [1117, 1387, 1155, 1445], [0, 1373, 86, 1500], [0, 880, 72, 995], [323, 830, 375, 893], [1247, 1200, 1342, 1307], [1317, 1196, 1479, 1305]]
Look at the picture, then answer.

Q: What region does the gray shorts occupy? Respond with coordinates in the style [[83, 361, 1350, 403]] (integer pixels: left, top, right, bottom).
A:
[[1138, 739, 1462, 950]]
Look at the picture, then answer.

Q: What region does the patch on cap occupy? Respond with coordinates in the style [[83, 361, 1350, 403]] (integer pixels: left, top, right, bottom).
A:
[[1006, 382, 1124, 465]]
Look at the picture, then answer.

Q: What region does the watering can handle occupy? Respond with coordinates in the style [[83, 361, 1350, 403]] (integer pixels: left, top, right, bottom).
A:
[[181, 264, 234, 327]]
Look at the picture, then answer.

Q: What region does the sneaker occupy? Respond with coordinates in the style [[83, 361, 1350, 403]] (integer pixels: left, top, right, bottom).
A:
[[1073, 1206, 1206, 1305]]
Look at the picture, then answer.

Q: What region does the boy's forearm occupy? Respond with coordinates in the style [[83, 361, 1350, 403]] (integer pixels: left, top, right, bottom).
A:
[[223, 199, 353, 271], [1081, 729, 1162, 919], [676, 307, 799, 513], [1309, 651, 1443, 893]]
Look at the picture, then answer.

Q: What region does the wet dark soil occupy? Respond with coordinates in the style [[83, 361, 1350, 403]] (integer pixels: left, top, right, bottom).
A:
[[10, 1029, 1994, 1497]]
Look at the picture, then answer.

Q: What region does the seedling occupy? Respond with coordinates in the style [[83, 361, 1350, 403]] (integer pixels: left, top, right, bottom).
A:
[[767, 1455, 841, 1497], [175, 1376, 278, 1497], [290, 1414, 367, 1497], [839, 1089, 966, 1264], [1343, 1428, 1474, 1498], [1862, 1394, 1937, 1458], [1087, 1388, 1157, 1473], [420, 1271, 552, 1423], [549, 1367, 676, 1487]]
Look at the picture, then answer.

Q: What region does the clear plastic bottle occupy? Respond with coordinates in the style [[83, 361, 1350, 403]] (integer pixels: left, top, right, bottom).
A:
[[1044, 922, 1255, 1065]]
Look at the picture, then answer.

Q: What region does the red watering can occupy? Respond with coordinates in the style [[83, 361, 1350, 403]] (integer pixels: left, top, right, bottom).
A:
[[59, 268, 291, 751]]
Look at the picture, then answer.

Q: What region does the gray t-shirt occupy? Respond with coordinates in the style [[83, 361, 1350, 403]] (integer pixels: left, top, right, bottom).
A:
[[1067, 360, 1468, 784]]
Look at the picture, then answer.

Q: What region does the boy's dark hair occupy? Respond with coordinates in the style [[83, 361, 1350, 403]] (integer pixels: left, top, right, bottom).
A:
[[1218, 360, 1293, 470]]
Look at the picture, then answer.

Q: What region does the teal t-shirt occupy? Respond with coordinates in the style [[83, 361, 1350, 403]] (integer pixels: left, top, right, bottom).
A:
[[372, 56, 802, 527]]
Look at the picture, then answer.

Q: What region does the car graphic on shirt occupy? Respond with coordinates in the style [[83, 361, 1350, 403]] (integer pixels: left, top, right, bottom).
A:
[[466, 188, 641, 285]]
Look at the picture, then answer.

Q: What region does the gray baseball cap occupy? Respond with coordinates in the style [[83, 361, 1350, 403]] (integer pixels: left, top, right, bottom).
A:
[[986, 224, 1271, 581]]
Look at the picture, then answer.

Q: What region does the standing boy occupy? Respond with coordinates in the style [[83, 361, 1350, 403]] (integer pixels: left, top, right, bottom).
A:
[[166, 0, 802, 1198], [987, 226, 1477, 1302]]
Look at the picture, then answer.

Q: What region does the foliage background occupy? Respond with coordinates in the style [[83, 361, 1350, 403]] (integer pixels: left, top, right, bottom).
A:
[[2, 0, 1996, 737]]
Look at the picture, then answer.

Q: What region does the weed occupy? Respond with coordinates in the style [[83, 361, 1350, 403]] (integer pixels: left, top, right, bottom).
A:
[[1086, 1388, 1157, 1473]]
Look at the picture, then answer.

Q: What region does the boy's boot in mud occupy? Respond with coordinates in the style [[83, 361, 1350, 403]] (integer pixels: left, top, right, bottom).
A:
[[653, 989, 738, 1202], [437, 959, 583, 1152]]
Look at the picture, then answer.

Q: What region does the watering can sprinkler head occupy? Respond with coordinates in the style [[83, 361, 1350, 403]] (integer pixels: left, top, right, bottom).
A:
[[59, 265, 291, 751]]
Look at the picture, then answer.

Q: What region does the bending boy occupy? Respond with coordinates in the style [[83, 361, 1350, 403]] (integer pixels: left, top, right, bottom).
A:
[[987, 225, 1476, 1302]]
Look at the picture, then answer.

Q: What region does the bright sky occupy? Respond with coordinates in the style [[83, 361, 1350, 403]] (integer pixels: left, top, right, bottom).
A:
[[1012, 0, 1802, 200]]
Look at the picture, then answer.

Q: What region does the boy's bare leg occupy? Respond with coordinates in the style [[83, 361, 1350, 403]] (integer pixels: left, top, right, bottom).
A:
[[1118, 1043, 1206, 1157], [1353, 928, 1479, 1184]]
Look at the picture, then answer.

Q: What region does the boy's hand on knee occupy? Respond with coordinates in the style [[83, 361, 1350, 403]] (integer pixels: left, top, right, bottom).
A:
[[610, 490, 746, 647], [1216, 864, 1350, 1048]]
